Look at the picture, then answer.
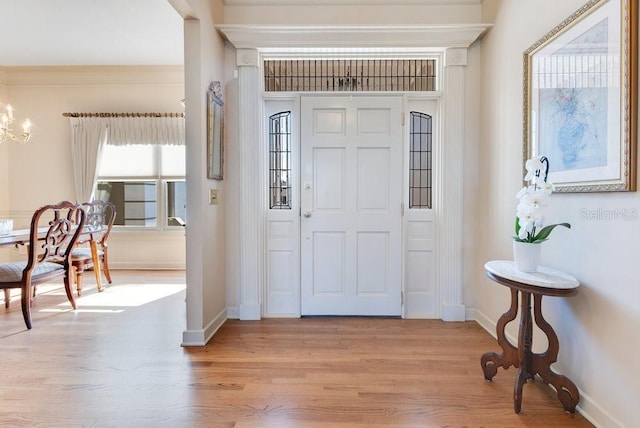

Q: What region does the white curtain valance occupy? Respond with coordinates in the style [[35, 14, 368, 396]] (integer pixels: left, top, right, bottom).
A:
[[106, 116, 185, 146], [68, 114, 185, 202], [64, 114, 185, 146]]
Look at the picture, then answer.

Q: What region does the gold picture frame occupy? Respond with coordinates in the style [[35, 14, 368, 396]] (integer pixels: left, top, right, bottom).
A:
[[523, 0, 638, 192], [207, 81, 224, 180]]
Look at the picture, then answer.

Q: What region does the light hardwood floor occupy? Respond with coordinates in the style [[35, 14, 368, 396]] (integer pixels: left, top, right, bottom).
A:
[[0, 271, 593, 427]]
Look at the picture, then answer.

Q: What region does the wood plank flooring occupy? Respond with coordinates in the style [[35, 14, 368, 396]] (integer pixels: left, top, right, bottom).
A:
[[0, 271, 593, 427]]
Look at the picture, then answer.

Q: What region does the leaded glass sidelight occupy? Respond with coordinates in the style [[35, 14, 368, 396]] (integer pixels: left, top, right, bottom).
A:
[[269, 111, 292, 209], [409, 111, 433, 209]]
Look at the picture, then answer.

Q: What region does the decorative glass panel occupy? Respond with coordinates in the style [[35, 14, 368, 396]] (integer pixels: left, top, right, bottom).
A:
[[409, 112, 432, 209], [269, 112, 292, 209], [264, 59, 437, 92]]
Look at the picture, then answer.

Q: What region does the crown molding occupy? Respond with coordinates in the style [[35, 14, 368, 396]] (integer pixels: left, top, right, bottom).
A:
[[1, 65, 184, 86], [223, 0, 481, 5], [217, 24, 491, 51]]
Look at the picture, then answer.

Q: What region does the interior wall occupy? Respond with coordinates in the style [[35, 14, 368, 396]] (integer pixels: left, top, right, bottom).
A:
[[478, 0, 639, 426], [180, 0, 228, 345], [2, 66, 185, 268]]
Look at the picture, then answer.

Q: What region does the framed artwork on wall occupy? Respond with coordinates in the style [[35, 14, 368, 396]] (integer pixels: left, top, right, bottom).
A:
[[207, 81, 224, 180], [523, 0, 638, 192]]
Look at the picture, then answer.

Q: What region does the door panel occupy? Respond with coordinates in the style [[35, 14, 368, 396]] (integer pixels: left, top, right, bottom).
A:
[[301, 95, 403, 316]]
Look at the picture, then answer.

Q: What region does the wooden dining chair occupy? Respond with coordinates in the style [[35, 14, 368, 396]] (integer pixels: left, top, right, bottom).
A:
[[69, 200, 116, 296], [0, 201, 86, 329]]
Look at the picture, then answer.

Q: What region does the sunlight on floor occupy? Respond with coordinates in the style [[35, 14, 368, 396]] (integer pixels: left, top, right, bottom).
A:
[[5, 280, 186, 315], [73, 283, 186, 307]]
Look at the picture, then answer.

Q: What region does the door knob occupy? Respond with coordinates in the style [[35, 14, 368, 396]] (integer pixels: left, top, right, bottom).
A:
[[303, 211, 312, 218]]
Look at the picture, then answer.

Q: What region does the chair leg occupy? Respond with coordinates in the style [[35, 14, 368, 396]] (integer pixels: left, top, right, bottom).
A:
[[4, 289, 9, 309], [64, 273, 77, 310], [21, 283, 32, 330], [102, 256, 112, 284], [76, 268, 84, 296]]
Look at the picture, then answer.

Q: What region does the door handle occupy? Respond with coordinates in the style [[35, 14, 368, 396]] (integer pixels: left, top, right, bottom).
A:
[[303, 211, 312, 218]]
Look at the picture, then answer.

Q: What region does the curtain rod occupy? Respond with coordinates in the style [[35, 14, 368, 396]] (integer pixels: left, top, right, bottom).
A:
[[62, 112, 184, 118]]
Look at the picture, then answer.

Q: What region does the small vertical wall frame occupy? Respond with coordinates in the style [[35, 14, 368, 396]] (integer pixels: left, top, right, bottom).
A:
[[207, 81, 224, 180], [523, 0, 638, 192]]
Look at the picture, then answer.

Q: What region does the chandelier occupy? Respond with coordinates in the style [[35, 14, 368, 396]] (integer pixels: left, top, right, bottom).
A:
[[0, 104, 31, 144]]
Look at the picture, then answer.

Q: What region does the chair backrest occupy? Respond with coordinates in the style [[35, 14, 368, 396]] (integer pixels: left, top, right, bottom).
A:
[[26, 201, 86, 273], [82, 200, 116, 246]]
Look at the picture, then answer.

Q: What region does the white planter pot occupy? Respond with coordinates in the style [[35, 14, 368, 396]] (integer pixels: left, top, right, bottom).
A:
[[513, 241, 542, 272]]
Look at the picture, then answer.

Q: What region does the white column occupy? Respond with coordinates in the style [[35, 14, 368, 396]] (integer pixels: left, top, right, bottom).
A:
[[438, 47, 467, 321], [237, 48, 262, 320]]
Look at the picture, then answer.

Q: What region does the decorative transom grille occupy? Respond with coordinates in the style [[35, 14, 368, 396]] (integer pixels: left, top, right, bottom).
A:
[[409, 111, 433, 209], [264, 59, 437, 92], [269, 111, 292, 209]]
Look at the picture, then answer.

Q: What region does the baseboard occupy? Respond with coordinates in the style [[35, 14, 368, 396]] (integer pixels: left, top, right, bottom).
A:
[[181, 307, 227, 347], [109, 262, 186, 270], [470, 308, 618, 428]]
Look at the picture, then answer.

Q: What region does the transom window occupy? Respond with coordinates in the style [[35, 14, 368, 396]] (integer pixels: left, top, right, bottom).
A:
[[264, 59, 437, 92]]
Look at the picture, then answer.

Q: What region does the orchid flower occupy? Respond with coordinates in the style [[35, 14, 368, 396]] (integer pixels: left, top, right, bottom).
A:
[[514, 156, 570, 243]]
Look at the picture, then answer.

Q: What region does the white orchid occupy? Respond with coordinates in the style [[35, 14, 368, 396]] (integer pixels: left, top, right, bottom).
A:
[[514, 156, 570, 243]]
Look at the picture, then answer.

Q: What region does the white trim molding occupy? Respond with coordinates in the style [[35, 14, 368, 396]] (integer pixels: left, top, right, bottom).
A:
[[182, 308, 228, 346], [436, 47, 468, 321], [236, 48, 264, 321], [217, 25, 491, 50]]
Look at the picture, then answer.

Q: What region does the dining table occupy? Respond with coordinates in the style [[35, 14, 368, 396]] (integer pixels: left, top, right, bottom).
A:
[[0, 225, 106, 292]]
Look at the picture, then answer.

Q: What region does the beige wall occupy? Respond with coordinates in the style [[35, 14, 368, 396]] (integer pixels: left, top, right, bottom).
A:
[[179, 0, 228, 344], [1, 66, 186, 268], [224, 3, 481, 25], [479, 0, 639, 425]]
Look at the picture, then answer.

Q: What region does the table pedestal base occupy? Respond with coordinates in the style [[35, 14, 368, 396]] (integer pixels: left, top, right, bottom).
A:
[[481, 288, 579, 413]]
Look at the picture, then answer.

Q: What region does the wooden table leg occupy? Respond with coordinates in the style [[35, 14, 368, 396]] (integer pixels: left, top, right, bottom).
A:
[[530, 294, 580, 413], [481, 288, 519, 380], [514, 291, 535, 413], [89, 239, 104, 292]]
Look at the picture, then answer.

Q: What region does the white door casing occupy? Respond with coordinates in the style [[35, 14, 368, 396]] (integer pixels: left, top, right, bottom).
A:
[[300, 95, 403, 316]]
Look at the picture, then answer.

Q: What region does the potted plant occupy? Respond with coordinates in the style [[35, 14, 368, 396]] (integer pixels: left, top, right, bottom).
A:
[[513, 156, 570, 272]]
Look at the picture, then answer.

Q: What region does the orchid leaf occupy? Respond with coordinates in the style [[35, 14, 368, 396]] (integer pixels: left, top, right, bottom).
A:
[[532, 222, 571, 242]]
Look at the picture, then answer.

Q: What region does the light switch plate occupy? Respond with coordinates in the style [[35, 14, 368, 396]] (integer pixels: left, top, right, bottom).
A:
[[209, 189, 219, 205]]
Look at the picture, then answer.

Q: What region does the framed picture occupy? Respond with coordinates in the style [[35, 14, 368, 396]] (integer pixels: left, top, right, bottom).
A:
[[523, 0, 638, 192], [207, 81, 224, 180]]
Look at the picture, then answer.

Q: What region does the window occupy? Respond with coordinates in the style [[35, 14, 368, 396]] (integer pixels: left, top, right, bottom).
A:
[[269, 111, 292, 209], [97, 144, 186, 229], [264, 59, 438, 92], [409, 111, 433, 209]]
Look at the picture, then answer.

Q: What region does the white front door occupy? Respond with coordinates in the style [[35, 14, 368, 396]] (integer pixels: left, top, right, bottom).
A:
[[300, 95, 403, 316]]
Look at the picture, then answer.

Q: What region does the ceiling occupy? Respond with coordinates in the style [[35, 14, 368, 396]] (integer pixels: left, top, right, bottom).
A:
[[0, 0, 184, 66]]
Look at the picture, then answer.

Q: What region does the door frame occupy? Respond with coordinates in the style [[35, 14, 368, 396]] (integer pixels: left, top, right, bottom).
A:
[[236, 47, 470, 322]]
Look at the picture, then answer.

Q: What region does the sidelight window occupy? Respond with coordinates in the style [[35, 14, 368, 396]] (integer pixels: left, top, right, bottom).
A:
[[409, 111, 433, 209], [269, 111, 292, 209]]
